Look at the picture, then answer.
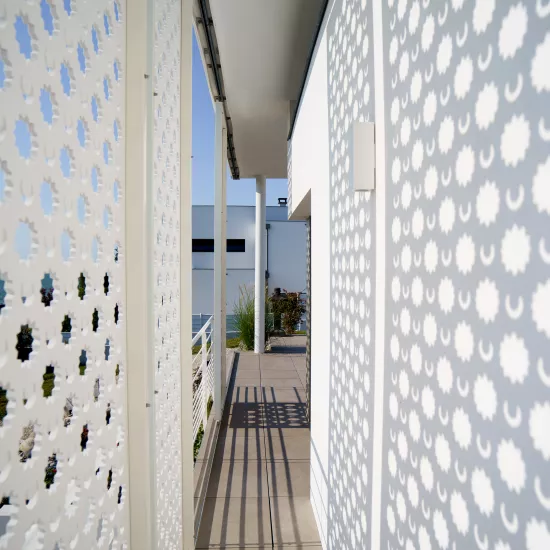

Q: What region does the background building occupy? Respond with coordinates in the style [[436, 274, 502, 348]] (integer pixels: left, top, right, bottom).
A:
[[192, 205, 307, 315]]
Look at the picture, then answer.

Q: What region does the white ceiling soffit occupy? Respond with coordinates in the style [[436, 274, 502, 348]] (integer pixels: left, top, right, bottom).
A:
[[196, 0, 324, 179]]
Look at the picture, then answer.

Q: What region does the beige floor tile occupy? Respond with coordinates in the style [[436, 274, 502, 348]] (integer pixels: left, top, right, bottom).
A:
[[196, 497, 272, 549], [233, 378, 263, 388], [218, 423, 264, 439], [263, 433, 310, 460], [234, 362, 261, 372], [267, 461, 310, 497], [270, 497, 321, 546], [261, 377, 304, 389], [229, 386, 265, 405], [235, 354, 260, 369], [215, 435, 266, 462], [260, 356, 296, 368], [260, 363, 301, 373], [230, 384, 265, 393], [263, 427, 310, 439], [207, 458, 269, 498], [291, 357, 307, 369], [234, 370, 265, 379], [263, 403, 308, 429], [261, 388, 307, 404]]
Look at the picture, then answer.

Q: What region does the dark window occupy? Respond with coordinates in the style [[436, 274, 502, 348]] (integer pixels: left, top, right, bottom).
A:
[[192, 239, 246, 253], [192, 239, 214, 252], [227, 239, 245, 252]]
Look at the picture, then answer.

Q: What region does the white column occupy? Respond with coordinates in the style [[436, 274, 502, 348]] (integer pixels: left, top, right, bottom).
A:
[[254, 176, 266, 353], [125, 0, 155, 547], [179, 0, 194, 547], [213, 102, 227, 421]]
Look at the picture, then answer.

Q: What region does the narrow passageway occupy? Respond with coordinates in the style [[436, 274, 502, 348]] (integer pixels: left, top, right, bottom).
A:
[[196, 336, 321, 549]]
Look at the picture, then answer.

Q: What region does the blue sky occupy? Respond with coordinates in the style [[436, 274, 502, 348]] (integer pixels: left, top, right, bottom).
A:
[[192, 32, 288, 206]]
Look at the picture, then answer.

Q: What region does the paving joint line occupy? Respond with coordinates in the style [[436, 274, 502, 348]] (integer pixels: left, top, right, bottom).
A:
[[259, 351, 276, 549]]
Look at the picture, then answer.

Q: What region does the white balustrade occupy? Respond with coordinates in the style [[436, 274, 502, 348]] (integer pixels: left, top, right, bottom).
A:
[[192, 316, 214, 443]]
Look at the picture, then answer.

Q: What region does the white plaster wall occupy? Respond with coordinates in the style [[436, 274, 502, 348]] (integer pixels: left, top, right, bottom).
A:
[[290, 13, 332, 547], [288, 14, 332, 220]]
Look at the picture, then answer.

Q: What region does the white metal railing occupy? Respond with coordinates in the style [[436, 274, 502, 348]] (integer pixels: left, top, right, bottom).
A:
[[192, 316, 214, 442], [192, 313, 238, 339]]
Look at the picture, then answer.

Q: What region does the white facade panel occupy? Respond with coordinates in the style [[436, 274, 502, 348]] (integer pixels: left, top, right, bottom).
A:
[[291, 0, 550, 549], [291, 23, 332, 549], [288, 22, 330, 220]]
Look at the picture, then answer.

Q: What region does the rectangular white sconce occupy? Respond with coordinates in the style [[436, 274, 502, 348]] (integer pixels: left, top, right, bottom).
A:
[[352, 121, 376, 191]]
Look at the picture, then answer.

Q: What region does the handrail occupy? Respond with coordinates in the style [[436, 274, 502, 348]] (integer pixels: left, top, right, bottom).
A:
[[191, 315, 213, 346]]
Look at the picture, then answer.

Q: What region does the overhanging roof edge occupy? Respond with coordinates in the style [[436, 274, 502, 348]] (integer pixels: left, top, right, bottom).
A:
[[287, 0, 331, 142], [193, 0, 240, 179]]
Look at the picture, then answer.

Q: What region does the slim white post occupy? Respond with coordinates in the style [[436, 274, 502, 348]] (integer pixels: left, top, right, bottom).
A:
[[213, 102, 227, 421], [180, 0, 194, 546], [255, 176, 267, 353], [125, 0, 155, 547]]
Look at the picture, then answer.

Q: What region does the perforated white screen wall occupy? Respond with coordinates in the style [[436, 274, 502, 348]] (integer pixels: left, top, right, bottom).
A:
[[152, 0, 183, 548], [0, 1, 129, 548]]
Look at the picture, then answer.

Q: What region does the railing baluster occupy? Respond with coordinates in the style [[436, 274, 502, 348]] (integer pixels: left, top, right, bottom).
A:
[[192, 315, 214, 445], [202, 327, 208, 428]]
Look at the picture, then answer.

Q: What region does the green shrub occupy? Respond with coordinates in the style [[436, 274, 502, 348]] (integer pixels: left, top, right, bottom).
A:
[[265, 288, 274, 343], [42, 368, 55, 398], [0, 387, 7, 425], [233, 286, 255, 350], [192, 341, 211, 356], [194, 424, 204, 462], [271, 291, 306, 335], [226, 337, 240, 349], [207, 395, 213, 418]]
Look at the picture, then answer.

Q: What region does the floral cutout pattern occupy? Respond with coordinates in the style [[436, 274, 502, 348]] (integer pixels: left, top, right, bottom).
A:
[[0, 0, 128, 548], [153, 0, 183, 548]]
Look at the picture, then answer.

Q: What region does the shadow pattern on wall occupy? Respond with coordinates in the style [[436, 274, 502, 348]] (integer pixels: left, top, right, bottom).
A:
[[382, 1, 550, 549], [327, 0, 376, 548]]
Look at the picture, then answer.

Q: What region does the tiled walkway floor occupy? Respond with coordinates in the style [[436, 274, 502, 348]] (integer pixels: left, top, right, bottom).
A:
[[196, 336, 321, 549]]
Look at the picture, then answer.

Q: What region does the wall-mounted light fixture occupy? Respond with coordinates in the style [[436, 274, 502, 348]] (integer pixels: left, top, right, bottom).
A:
[[353, 121, 376, 192]]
